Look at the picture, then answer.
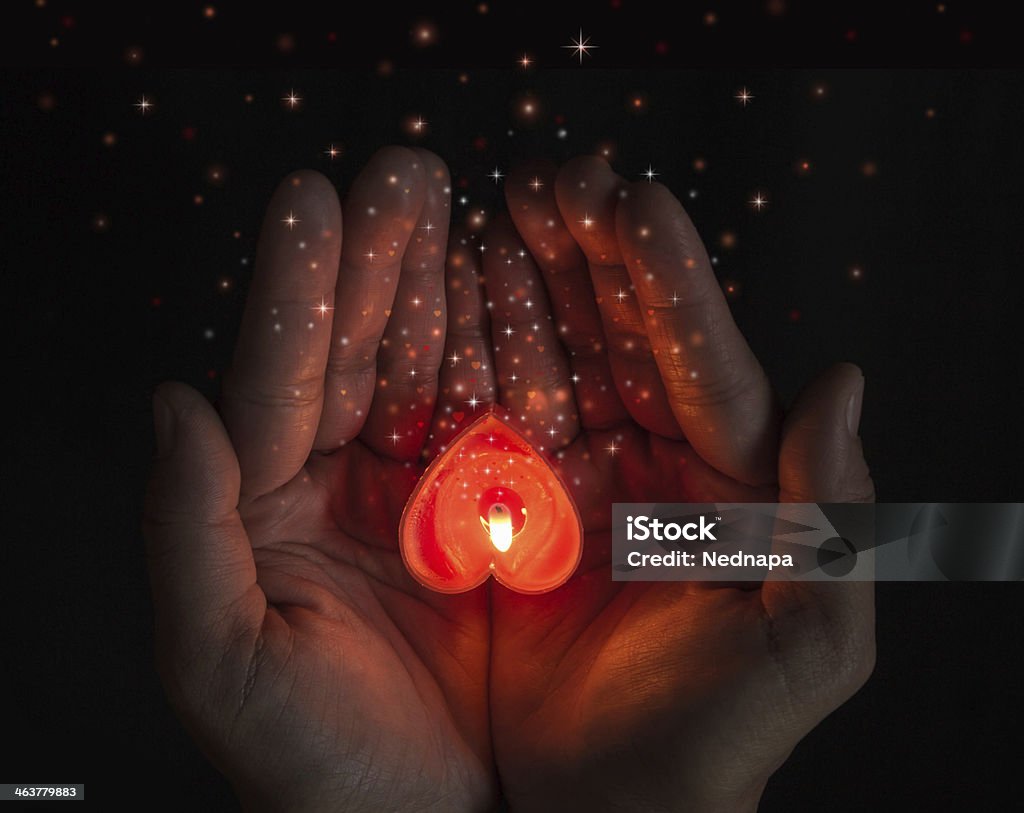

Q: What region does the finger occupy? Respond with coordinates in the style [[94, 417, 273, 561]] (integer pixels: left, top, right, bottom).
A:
[[425, 227, 497, 460], [360, 150, 451, 460], [616, 181, 780, 486], [143, 383, 263, 669], [315, 146, 428, 451], [763, 364, 875, 715], [221, 170, 342, 498], [505, 161, 628, 430], [554, 156, 682, 438], [482, 215, 579, 450]]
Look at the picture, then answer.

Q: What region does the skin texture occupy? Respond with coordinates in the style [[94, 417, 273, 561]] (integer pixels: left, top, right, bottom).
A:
[[144, 149, 875, 812]]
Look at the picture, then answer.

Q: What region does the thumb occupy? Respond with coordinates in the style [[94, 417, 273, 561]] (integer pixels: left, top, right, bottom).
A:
[[778, 362, 874, 504], [761, 363, 875, 720], [143, 382, 262, 675]]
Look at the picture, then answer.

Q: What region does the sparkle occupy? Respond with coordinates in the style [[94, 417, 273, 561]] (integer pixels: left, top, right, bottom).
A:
[[365, 248, 377, 262], [282, 211, 300, 229], [564, 28, 598, 64], [642, 165, 659, 182], [524, 299, 533, 309], [420, 219, 436, 234], [313, 297, 333, 319], [448, 351, 462, 366], [671, 291, 681, 306], [410, 296, 422, 307], [571, 373, 581, 383], [735, 87, 754, 106], [134, 95, 152, 114], [466, 392, 481, 410], [324, 144, 341, 159], [529, 176, 544, 191], [605, 440, 620, 456], [750, 192, 768, 210], [489, 167, 504, 184], [519, 54, 532, 68], [509, 372, 518, 383], [412, 116, 427, 132], [547, 426, 558, 438], [578, 213, 594, 230], [503, 324, 516, 338], [387, 429, 402, 445], [614, 288, 629, 302], [283, 89, 301, 108]]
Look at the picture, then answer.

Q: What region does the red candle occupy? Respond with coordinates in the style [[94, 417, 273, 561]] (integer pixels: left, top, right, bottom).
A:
[[400, 411, 583, 594]]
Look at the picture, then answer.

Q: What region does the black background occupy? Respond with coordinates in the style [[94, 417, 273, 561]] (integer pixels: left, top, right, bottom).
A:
[[3, 2, 1024, 810]]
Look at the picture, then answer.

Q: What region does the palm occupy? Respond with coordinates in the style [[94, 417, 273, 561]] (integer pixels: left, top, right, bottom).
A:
[[490, 429, 780, 808], [234, 443, 493, 809]]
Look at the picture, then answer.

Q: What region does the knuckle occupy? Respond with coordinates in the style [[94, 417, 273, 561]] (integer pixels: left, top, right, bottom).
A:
[[223, 372, 323, 412]]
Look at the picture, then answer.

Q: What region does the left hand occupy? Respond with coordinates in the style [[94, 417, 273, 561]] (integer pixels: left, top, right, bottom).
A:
[[144, 147, 498, 812]]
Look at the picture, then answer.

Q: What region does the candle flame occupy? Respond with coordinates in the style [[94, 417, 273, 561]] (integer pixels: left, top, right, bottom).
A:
[[486, 503, 513, 553]]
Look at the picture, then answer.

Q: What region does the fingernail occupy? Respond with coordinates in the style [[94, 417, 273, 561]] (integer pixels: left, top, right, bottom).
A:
[[153, 389, 177, 456], [846, 377, 865, 436]]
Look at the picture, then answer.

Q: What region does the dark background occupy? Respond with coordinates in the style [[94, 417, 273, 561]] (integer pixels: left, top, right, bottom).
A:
[[3, 2, 1024, 810]]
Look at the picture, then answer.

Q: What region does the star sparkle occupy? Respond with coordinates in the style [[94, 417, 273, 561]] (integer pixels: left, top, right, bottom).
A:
[[564, 28, 597, 64], [134, 95, 152, 114], [489, 167, 505, 184], [324, 144, 341, 159], [578, 213, 594, 230], [643, 165, 659, 182], [313, 297, 333, 319], [750, 192, 768, 210], [735, 87, 754, 106], [283, 89, 301, 108], [529, 176, 544, 191], [282, 211, 300, 229]]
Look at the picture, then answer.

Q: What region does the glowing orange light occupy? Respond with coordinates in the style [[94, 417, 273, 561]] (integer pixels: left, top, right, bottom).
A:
[[400, 411, 582, 594], [483, 502, 515, 552]]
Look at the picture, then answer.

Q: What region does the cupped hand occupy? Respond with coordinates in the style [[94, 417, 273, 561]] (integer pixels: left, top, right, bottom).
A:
[[471, 158, 876, 812], [144, 148, 875, 813], [144, 147, 498, 812]]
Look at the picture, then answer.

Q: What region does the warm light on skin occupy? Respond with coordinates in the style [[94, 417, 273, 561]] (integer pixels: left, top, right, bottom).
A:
[[485, 503, 514, 552]]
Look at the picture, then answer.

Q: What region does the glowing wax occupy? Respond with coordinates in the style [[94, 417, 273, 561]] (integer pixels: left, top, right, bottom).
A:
[[400, 412, 583, 594]]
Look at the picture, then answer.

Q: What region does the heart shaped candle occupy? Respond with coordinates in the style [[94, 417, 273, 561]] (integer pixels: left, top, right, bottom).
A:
[[400, 411, 583, 594]]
